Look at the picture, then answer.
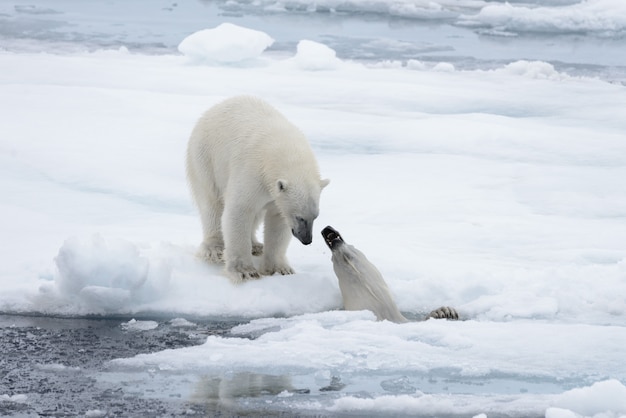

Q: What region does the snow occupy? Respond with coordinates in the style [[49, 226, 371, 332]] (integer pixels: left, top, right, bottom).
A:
[[545, 409, 580, 418], [553, 380, 626, 416], [1, 0, 626, 415], [326, 381, 626, 416], [113, 311, 626, 380]]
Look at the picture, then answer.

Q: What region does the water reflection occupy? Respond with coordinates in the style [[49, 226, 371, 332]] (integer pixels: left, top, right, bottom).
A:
[[191, 372, 309, 409]]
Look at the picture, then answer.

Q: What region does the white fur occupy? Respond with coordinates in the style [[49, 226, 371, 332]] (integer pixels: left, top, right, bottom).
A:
[[331, 242, 409, 323], [328, 237, 459, 322], [186, 96, 329, 283]]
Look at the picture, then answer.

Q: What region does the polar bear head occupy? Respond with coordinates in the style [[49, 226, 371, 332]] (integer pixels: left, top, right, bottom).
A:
[[274, 178, 330, 245]]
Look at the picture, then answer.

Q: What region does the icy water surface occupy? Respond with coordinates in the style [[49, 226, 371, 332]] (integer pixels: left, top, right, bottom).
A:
[[2, 314, 518, 418], [1, 314, 556, 418], [1, 0, 625, 81], [0, 315, 245, 417]]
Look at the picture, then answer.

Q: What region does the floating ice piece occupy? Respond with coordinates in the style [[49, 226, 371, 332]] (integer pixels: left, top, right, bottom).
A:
[[0, 394, 28, 403], [121, 318, 159, 331], [292, 40, 342, 70], [433, 62, 455, 72], [496, 60, 569, 80], [170, 318, 197, 328], [36, 363, 81, 372], [406, 59, 427, 70], [85, 410, 107, 418], [178, 23, 274, 64]]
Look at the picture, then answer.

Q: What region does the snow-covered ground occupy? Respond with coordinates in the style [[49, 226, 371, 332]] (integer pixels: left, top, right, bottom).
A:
[[1, 0, 626, 416]]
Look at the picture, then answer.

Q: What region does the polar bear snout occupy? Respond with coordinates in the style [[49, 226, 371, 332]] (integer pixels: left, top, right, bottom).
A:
[[292, 216, 313, 245], [321, 225, 344, 251]]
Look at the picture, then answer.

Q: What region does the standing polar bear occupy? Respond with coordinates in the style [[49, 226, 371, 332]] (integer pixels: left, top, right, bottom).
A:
[[186, 96, 329, 283]]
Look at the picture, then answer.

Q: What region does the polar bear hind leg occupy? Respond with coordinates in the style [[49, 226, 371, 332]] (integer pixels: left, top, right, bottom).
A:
[[187, 158, 225, 263]]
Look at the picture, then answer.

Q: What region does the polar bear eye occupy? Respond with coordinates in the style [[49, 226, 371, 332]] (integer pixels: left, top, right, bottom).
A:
[[277, 179, 288, 192]]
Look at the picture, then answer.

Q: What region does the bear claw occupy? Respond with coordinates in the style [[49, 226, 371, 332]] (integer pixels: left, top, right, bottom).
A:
[[230, 269, 261, 284], [260, 263, 295, 276], [427, 306, 459, 320], [242, 271, 261, 281], [197, 246, 224, 264]]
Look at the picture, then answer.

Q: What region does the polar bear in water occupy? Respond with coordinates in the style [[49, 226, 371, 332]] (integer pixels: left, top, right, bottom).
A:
[[186, 96, 329, 284], [322, 226, 459, 323]]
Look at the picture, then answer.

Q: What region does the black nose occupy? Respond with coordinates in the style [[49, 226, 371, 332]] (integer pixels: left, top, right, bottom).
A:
[[321, 226, 344, 250], [293, 217, 313, 245]]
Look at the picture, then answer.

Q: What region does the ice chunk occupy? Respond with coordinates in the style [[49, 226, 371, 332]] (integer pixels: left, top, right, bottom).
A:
[[170, 318, 197, 328], [292, 40, 342, 70], [54, 234, 149, 296], [496, 60, 569, 80], [121, 318, 159, 332], [406, 59, 426, 70], [178, 23, 274, 64], [85, 410, 107, 418], [36, 363, 81, 372], [0, 394, 28, 403], [433, 62, 455, 72], [41, 235, 172, 315], [79, 286, 131, 311]]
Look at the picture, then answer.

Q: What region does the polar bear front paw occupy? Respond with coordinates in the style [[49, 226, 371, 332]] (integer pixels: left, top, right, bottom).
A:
[[427, 306, 459, 320], [260, 262, 295, 276], [197, 243, 224, 263], [226, 262, 261, 284]]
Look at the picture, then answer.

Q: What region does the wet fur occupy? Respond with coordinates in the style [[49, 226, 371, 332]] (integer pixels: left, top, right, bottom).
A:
[[322, 226, 458, 323]]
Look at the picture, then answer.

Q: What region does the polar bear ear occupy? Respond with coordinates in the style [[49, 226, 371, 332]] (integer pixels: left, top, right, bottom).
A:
[[277, 179, 288, 192], [320, 179, 330, 189]]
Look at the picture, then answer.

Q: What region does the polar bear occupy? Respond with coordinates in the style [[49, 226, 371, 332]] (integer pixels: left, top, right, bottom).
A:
[[186, 96, 329, 283], [321, 226, 459, 323]]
